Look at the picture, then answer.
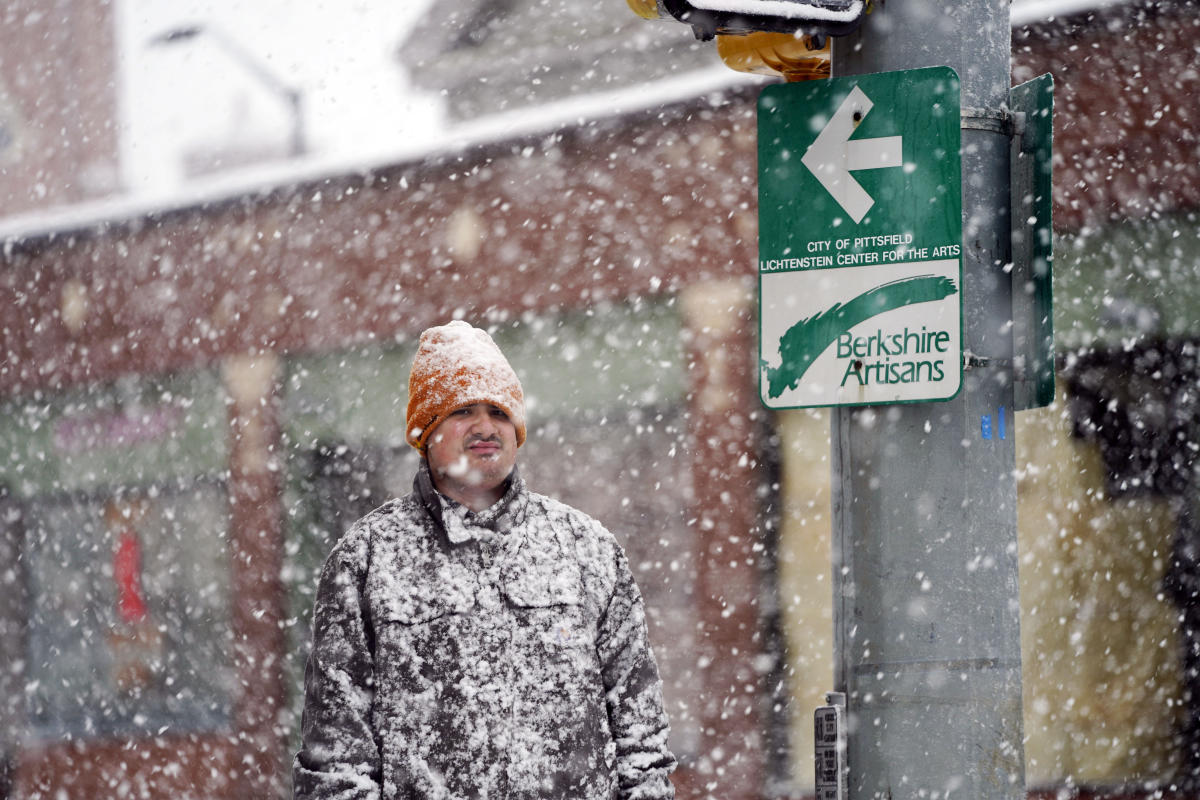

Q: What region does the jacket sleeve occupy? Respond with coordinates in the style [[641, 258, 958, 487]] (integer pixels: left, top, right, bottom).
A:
[[293, 524, 382, 800], [596, 543, 677, 800]]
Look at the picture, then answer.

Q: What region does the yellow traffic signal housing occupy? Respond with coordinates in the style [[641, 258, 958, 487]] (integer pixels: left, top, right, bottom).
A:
[[716, 31, 831, 82], [626, 0, 662, 19]]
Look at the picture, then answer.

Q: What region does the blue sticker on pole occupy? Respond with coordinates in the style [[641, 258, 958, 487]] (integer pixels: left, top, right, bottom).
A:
[[981, 408, 1007, 440]]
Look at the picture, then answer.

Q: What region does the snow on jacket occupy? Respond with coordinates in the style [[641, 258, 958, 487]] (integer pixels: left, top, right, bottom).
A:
[[293, 463, 676, 800]]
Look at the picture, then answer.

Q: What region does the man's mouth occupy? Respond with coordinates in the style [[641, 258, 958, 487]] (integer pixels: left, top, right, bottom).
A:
[[468, 439, 501, 455]]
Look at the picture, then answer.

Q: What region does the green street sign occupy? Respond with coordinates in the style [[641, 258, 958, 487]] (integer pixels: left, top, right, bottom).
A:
[[758, 66, 962, 409]]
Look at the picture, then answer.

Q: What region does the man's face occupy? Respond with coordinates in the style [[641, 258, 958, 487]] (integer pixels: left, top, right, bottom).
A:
[[425, 403, 518, 503]]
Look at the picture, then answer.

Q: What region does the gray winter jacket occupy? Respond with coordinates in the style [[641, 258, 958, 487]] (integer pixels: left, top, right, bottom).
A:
[[293, 464, 676, 799]]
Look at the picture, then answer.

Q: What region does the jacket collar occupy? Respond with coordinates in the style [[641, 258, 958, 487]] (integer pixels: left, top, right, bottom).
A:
[[414, 459, 528, 545]]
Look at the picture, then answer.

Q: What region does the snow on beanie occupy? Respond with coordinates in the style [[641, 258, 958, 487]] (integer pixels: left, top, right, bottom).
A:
[[405, 320, 526, 451]]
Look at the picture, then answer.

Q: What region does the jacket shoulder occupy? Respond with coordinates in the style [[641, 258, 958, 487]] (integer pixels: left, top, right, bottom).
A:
[[323, 495, 425, 566], [356, 494, 425, 538], [520, 490, 625, 586], [523, 490, 613, 542]]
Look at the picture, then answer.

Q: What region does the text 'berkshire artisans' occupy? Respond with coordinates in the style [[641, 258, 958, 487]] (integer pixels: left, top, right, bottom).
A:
[[836, 326, 952, 387]]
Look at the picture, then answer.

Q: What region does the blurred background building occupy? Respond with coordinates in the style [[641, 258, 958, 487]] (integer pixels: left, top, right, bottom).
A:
[[0, 0, 1198, 798], [0, 0, 121, 216]]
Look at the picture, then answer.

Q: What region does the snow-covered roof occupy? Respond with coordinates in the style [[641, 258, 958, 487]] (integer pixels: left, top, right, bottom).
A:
[[398, 0, 715, 123], [0, 65, 761, 246], [0, 0, 1139, 248]]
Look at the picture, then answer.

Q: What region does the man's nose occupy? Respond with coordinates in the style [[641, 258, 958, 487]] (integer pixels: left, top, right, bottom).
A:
[[471, 409, 498, 432]]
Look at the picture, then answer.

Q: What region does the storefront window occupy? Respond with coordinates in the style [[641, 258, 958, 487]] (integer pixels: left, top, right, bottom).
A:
[[0, 371, 235, 739]]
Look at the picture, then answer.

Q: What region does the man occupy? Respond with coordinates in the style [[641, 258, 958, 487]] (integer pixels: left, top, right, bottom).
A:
[[294, 320, 676, 799]]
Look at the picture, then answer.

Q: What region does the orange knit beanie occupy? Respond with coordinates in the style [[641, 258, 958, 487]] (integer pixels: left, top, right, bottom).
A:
[[405, 320, 526, 452]]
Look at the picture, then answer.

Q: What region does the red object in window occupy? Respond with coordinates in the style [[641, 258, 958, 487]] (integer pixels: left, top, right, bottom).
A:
[[114, 530, 148, 623]]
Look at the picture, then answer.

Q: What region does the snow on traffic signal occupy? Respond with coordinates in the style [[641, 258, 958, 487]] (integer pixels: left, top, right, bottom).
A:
[[627, 0, 866, 41]]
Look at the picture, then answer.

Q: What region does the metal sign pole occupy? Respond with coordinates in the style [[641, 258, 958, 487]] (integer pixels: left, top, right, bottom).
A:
[[830, 3, 1026, 799]]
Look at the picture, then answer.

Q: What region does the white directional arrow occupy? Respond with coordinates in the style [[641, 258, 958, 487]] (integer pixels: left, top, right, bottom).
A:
[[801, 85, 903, 224]]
